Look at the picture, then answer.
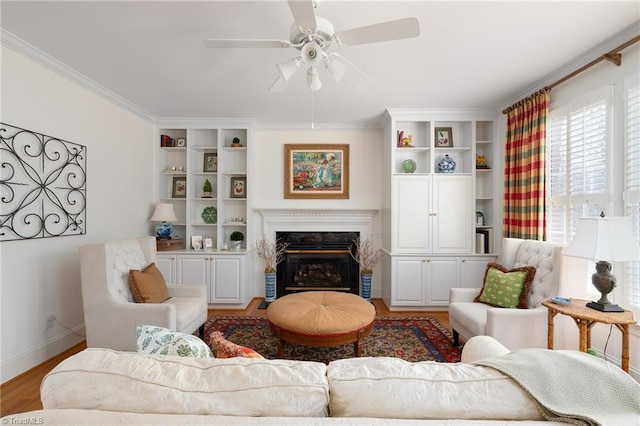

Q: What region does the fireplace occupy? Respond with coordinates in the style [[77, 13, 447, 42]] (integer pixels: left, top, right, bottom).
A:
[[276, 231, 360, 297], [258, 209, 377, 300]]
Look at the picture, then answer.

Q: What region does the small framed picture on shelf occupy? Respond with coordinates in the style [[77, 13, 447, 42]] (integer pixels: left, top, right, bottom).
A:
[[435, 127, 453, 148], [203, 152, 218, 172], [204, 237, 213, 249], [191, 235, 203, 251], [176, 138, 186, 147], [230, 176, 246, 198], [172, 177, 186, 198]]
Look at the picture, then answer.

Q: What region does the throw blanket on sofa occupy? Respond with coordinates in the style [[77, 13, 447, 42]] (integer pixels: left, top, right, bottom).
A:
[[475, 349, 640, 426]]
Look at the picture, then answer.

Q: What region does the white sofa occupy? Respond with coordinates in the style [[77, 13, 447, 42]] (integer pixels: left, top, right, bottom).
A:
[[6, 336, 639, 425], [79, 236, 208, 351], [3, 336, 550, 425], [449, 238, 564, 350]]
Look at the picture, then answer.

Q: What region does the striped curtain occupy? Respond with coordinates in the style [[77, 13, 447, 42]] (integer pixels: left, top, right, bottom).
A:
[[503, 91, 549, 240]]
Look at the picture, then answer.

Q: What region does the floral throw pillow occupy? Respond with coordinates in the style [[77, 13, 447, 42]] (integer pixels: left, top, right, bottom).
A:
[[474, 262, 536, 309], [136, 325, 213, 358], [209, 331, 264, 358]]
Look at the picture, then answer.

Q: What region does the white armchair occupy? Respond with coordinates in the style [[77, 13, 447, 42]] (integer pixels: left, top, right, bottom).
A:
[[449, 238, 564, 350], [79, 236, 208, 351]]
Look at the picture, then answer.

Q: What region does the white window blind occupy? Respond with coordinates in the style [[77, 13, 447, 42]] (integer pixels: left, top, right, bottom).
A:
[[624, 81, 640, 317], [548, 91, 610, 245]]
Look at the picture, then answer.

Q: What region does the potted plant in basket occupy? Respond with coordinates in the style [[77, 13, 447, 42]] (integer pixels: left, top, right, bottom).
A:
[[229, 231, 244, 250], [350, 237, 384, 302], [255, 239, 290, 308]]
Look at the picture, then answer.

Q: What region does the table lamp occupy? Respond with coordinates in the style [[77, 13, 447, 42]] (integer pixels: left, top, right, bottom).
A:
[[564, 215, 640, 312], [150, 202, 178, 239]]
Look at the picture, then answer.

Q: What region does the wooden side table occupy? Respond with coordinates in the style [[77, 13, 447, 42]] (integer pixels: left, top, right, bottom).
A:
[[542, 298, 636, 373]]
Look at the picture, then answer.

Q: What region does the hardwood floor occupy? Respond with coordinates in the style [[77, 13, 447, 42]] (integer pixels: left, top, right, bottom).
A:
[[0, 298, 450, 417]]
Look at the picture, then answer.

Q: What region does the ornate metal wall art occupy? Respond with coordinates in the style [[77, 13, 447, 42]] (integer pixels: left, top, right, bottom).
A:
[[1, 123, 86, 241]]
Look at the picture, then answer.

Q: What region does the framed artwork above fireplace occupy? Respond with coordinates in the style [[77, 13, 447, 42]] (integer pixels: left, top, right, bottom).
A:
[[284, 144, 349, 199]]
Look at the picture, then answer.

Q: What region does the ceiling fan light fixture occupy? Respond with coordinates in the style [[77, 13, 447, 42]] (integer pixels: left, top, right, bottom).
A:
[[277, 57, 302, 82], [324, 54, 348, 82], [301, 40, 324, 66], [307, 67, 322, 91]]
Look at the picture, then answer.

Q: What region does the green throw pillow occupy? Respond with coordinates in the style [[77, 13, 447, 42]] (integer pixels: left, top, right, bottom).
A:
[[136, 325, 213, 358], [474, 262, 536, 309]]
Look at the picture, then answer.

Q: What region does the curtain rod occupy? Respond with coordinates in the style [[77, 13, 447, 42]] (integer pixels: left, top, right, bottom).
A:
[[502, 34, 640, 114]]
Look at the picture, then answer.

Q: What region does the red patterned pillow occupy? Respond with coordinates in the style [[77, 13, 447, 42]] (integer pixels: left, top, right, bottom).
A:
[[209, 331, 264, 358]]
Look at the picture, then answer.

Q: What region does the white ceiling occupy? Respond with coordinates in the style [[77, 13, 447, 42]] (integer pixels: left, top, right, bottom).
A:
[[2, 1, 639, 127]]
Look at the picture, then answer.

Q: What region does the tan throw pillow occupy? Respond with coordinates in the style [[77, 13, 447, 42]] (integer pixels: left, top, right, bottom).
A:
[[129, 262, 171, 303], [474, 262, 536, 309]]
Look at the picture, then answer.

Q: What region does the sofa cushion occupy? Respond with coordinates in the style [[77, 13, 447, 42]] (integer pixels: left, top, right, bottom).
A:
[[209, 331, 264, 358], [327, 357, 543, 420], [474, 263, 536, 308], [41, 348, 329, 417], [108, 239, 147, 303], [136, 325, 212, 358], [129, 263, 171, 303]]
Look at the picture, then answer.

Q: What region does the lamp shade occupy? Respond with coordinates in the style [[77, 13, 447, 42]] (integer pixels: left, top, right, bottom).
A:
[[150, 203, 178, 222], [564, 217, 640, 262]]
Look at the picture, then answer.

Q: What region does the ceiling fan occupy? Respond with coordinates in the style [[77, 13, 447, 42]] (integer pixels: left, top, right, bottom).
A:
[[204, 0, 420, 92]]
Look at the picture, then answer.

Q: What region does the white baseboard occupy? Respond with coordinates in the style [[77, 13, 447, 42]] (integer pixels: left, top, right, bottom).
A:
[[588, 347, 640, 383], [1, 324, 85, 384]]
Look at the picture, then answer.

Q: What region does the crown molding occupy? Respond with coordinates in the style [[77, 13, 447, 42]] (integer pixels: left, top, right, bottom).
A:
[[1, 29, 157, 123]]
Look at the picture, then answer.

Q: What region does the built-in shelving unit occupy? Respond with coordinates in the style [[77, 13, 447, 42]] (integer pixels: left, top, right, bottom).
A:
[[155, 122, 254, 307], [380, 109, 498, 309]]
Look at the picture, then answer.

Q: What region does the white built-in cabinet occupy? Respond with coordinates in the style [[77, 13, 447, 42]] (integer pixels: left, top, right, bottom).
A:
[[381, 109, 498, 309], [155, 122, 254, 307]]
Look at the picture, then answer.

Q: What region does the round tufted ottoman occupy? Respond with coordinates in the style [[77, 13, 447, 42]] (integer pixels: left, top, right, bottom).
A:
[[266, 291, 376, 358]]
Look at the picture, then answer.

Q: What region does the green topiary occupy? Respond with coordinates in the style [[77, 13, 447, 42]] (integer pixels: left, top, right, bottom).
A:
[[230, 231, 244, 241], [203, 179, 212, 193]]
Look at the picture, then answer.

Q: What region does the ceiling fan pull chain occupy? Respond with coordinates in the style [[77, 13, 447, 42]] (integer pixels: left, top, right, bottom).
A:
[[311, 89, 315, 130]]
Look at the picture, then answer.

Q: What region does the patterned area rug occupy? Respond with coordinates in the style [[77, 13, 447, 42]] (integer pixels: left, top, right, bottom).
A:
[[202, 316, 462, 363]]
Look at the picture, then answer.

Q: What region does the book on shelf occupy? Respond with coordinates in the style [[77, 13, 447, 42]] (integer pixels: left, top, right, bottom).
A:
[[160, 134, 174, 147], [475, 228, 492, 254]]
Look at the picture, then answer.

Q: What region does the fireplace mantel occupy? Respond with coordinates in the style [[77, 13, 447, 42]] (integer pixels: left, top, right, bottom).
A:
[[258, 209, 377, 240]]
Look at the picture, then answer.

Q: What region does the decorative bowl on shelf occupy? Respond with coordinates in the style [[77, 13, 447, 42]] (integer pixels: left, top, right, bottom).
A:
[[201, 206, 217, 224], [401, 159, 417, 173]]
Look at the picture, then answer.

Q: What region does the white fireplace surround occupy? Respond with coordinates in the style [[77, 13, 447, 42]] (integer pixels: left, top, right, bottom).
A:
[[258, 209, 377, 241]]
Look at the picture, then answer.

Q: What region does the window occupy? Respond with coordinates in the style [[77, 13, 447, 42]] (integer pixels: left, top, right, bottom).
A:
[[624, 79, 640, 317], [547, 88, 611, 245]]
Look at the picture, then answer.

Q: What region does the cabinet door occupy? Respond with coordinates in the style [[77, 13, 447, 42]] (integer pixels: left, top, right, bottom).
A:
[[156, 255, 176, 283], [432, 175, 473, 253], [425, 258, 459, 305], [210, 256, 243, 304], [459, 256, 496, 289], [391, 257, 426, 305], [177, 256, 208, 286], [393, 175, 430, 252]]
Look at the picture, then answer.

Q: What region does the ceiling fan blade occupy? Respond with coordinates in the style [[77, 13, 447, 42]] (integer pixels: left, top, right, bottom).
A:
[[287, 0, 317, 31], [324, 53, 373, 90], [335, 17, 420, 47], [204, 39, 291, 49], [269, 75, 289, 92]]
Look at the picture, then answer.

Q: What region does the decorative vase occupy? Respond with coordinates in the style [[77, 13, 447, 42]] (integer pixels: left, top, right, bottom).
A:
[[155, 222, 172, 239], [264, 272, 277, 304], [361, 272, 372, 303], [232, 241, 242, 250], [438, 154, 456, 173]]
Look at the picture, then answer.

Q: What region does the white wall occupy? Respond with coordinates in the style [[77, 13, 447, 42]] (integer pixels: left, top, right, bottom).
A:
[[251, 128, 383, 297], [0, 46, 155, 382]]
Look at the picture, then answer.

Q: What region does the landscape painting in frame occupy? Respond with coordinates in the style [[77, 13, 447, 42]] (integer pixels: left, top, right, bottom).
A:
[[284, 144, 349, 199]]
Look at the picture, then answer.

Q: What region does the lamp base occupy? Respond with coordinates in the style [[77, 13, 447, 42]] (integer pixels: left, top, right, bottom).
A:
[[586, 301, 624, 312]]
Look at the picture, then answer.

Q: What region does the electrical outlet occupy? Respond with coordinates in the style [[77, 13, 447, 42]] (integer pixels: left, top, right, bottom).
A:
[[46, 314, 56, 329]]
